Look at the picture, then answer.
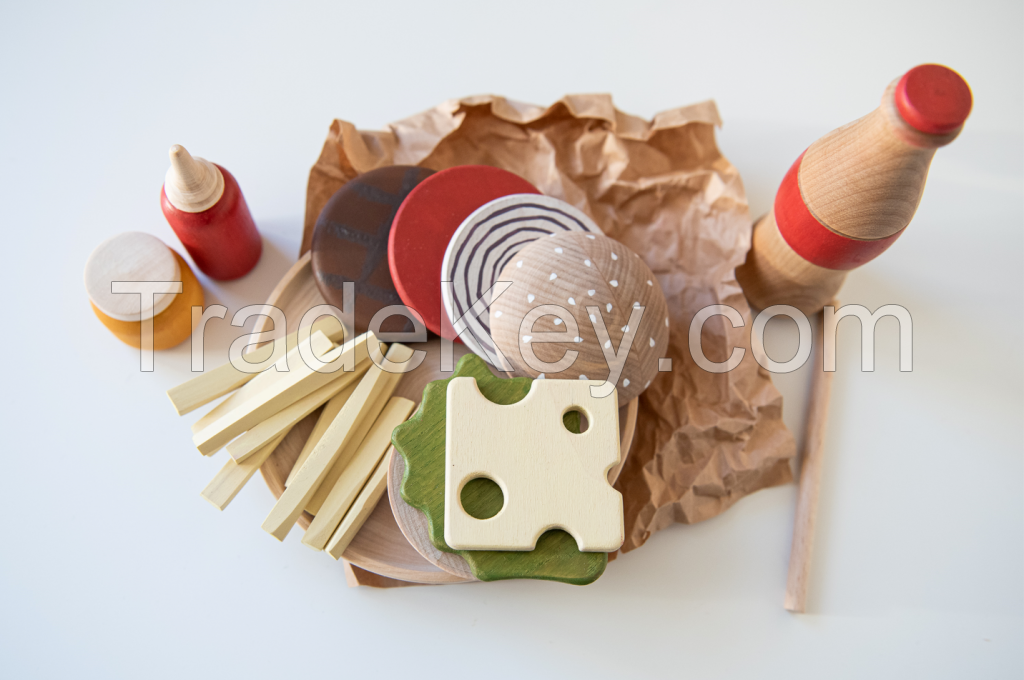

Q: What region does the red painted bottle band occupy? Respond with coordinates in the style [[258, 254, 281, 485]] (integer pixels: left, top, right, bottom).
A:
[[774, 152, 905, 271], [161, 165, 262, 281]]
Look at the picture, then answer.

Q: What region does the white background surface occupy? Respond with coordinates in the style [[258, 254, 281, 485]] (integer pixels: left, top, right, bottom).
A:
[[2, 1, 1021, 678]]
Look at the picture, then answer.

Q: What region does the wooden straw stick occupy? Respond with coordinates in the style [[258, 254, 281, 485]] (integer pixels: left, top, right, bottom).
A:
[[784, 310, 836, 612], [260, 343, 414, 541], [192, 332, 372, 455], [303, 397, 416, 550], [285, 383, 357, 487], [225, 359, 371, 462], [190, 330, 334, 437], [167, 317, 345, 416], [325, 454, 391, 560], [201, 428, 293, 510]]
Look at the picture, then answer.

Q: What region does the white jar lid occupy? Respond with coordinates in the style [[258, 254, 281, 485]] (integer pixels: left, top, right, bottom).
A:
[[84, 232, 181, 322]]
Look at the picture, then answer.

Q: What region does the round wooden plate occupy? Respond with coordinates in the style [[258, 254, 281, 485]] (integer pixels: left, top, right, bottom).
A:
[[255, 253, 637, 584]]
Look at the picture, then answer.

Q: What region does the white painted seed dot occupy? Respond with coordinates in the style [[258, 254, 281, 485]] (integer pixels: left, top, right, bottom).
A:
[[527, 294, 535, 303], [494, 310, 503, 318], [633, 301, 641, 308], [604, 340, 611, 348], [523, 336, 532, 343], [554, 247, 563, 254], [537, 373, 545, 379], [621, 325, 629, 332], [516, 260, 523, 268], [647, 280, 653, 286], [610, 280, 618, 287], [611, 252, 618, 261], [586, 234, 596, 240], [584, 259, 592, 267], [574, 336, 582, 343], [606, 303, 613, 313], [623, 378, 630, 387], [579, 374, 589, 379], [588, 289, 596, 296], [568, 297, 576, 305], [649, 337, 656, 347], [554, 319, 563, 326], [589, 314, 596, 322], [549, 272, 557, 281]]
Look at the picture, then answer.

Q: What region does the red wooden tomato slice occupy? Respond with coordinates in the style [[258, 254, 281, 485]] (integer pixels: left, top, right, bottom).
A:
[[388, 165, 540, 339]]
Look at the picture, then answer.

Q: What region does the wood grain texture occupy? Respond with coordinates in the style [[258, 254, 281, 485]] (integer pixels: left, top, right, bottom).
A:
[[167, 316, 346, 416], [441, 194, 602, 369], [388, 384, 637, 579], [325, 455, 392, 560], [189, 332, 328, 436], [388, 451, 478, 580], [380, 338, 496, 581], [388, 165, 540, 338], [161, 146, 262, 281], [342, 560, 429, 588], [226, 361, 369, 462], [736, 70, 968, 315], [392, 353, 608, 584], [163, 145, 225, 213], [444, 377, 623, 552], [311, 165, 434, 334], [774, 151, 910, 271], [304, 370, 397, 516], [735, 211, 847, 315], [190, 329, 335, 436], [89, 249, 203, 351], [303, 397, 416, 550], [799, 85, 940, 241], [489, 231, 669, 402], [254, 260, 470, 584], [260, 343, 410, 541], [84, 231, 181, 321], [894, 64, 972, 135], [192, 331, 365, 455], [201, 429, 292, 510], [285, 382, 358, 486], [785, 310, 836, 613]]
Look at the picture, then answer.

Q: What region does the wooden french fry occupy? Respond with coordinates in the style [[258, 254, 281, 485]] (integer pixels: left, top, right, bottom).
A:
[[225, 358, 372, 462], [201, 429, 292, 510], [303, 397, 415, 550], [260, 343, 414, 541], [285, 385, 355, 487], [304, 374, 395, 515], [190, 330, 334, 437], [325, 455, 391, 560], [192, 332, 373, 456], [167, 316, 346, 416]]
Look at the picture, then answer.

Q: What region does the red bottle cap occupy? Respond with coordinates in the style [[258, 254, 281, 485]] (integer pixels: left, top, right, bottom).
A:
[[895, 64, 972, 134]]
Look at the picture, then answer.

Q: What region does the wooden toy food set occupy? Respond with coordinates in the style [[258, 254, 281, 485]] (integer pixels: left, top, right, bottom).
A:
[[86, 64, 970, 598]]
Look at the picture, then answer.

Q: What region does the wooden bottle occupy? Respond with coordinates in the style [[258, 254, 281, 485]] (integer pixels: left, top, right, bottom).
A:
[[85, 232, 204, 349], [736, 64, 972, 314], [160, 145, 262, 280]]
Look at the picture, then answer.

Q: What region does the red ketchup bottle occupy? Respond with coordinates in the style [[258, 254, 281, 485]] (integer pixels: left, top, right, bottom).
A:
[[160, 145, 262, 280]]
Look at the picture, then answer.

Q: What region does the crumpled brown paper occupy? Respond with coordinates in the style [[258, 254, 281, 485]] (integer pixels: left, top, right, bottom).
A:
[[302, 94, 796, 553]]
